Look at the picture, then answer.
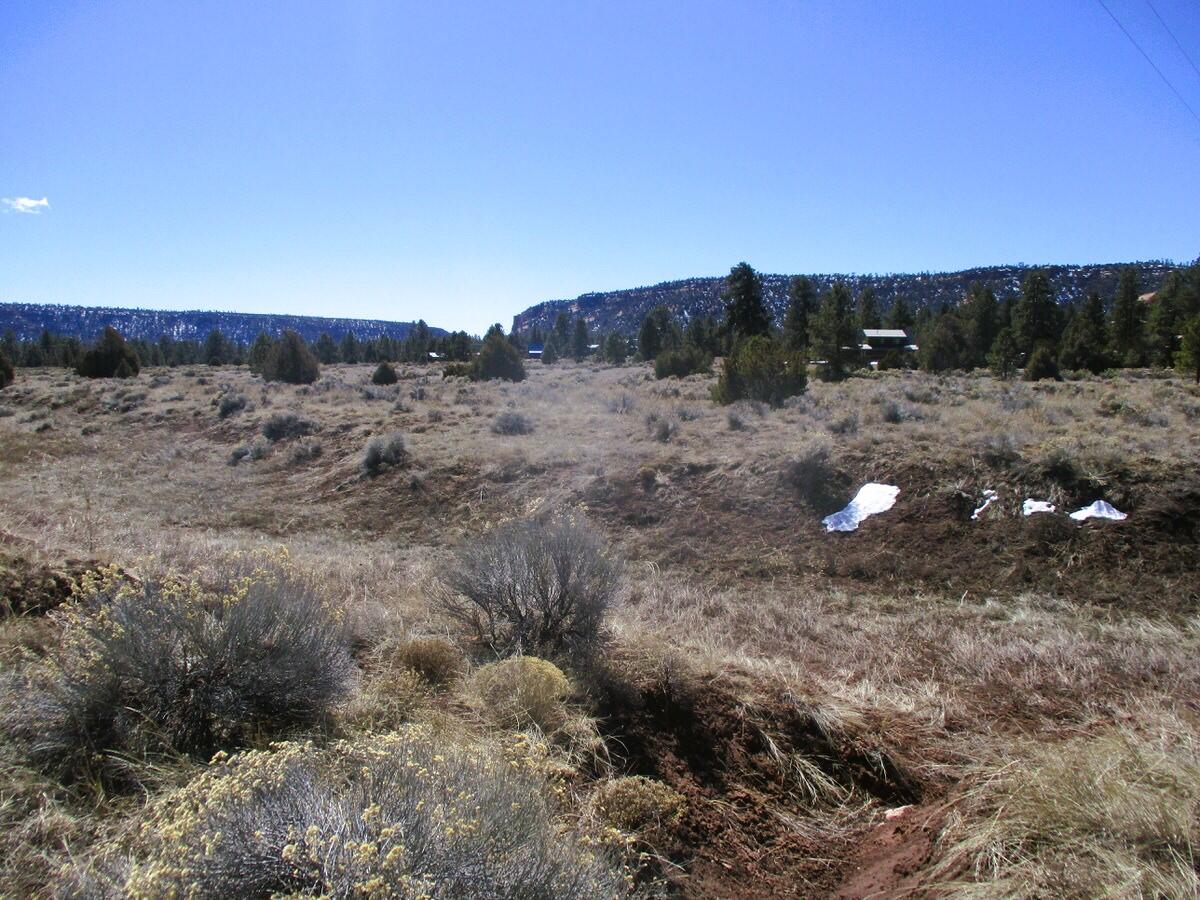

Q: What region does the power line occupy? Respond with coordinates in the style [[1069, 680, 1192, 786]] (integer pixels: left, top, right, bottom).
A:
[[1145, 0, 1200, 84], [1095, 0, 1200, 132]]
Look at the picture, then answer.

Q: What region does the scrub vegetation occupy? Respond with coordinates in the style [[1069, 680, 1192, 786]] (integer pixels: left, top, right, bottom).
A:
[[0, 340, 1197, 896]]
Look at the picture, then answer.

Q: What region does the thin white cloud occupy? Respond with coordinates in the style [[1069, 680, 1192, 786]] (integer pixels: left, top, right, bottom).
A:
[[3, 196, 50, 214]]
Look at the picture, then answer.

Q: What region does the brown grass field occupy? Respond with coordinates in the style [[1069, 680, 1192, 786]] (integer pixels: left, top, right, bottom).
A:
[[1, 360, 1198, 897]]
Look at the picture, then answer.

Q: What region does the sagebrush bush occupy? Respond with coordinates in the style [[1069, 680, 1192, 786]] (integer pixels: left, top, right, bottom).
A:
[[218, 392, 247, 419], [362, 432, 408, 476], [115, 729, 623, 898], [262, 411, 316, 441], [491, 410, 534, 435], [783, 440, 843, 511], [371, 361, 398, 385], [437, 513, 619, 659], [0, 556, 353, 784], [469, 656, 571, 731], [591, 775, 686, 836], [713, 335, 806, 406], [654, 345, 712, 379]]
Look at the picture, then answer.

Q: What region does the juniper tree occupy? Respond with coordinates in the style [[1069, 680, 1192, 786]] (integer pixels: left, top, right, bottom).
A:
[[810, 282, 857, 380], [264, 330, 320, 384], [77, 327, 141, 379], [339, 331, 360, 365], [965, 283, 999, 367], [571, 319, 589, 361], [988, 328, 1020, 379], [1109, 266, 1144, 365], [1013, 270, 1059, 355], [1058, 292, 1108, 374]]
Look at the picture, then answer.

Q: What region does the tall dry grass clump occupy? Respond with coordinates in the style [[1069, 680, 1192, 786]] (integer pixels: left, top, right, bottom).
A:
[[112, 727, 624, 898], [469, 656, 571, 732], [0, 553, 353, 784]]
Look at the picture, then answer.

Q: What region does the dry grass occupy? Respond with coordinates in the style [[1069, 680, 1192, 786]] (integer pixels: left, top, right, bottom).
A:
[[0, 361, 1197, 895]]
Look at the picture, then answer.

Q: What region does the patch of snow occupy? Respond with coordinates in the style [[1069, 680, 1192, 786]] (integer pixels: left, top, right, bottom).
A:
[[972, 489, 998, 520], [1022, 499, 1056, 516], [1070, 500, 1127, 522], [823, 483, 900, 532]]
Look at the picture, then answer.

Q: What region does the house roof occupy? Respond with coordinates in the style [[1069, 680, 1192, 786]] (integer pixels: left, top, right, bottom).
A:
[[863, 329, 908, 339]]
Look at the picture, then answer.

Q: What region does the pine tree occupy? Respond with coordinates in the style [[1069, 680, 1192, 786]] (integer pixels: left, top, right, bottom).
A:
[[637, 306, 679, 360], [339, 331, 360, 365], [856, 287, 881, 331], [1024, 344, 1060, 381], [1176, 314, 1200, 383], [921, 313, 969, 373], [685, 315, 721, 356], [721, 262, 771, 341], [965, 283, 999, 367], [810, 282, 857, 380], [1109, 266, 1144, 366], [571, 319, 589, 361], [603, 332, 627, 365], [541, 340, 559, 364], [1145, 275, 1180, 367], [0, 348, 13, 389], [885, 296, 914, 331], [553, 312, 571, 347], [473, 330, 526, 382], [783, 276, 816, 351], [203, 329, 229, 366], [1058, 294, 1108, 374], [988, 328, 1020, 380], [1012, 270, 1059, 355]]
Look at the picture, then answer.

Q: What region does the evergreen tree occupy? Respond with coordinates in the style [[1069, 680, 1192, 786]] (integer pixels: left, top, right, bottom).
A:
[[603, 332, 627, 365], [713, 335, 806, 406], [988, 328, 1020, 379], [0, 330, 17, 365], [339, 331, 360, 364], [313, 333, 338, 364], [637, 306, 680, 360], [685, 315, 721, 356], [247, 332, 276, 375], [783, 276, 816, 352], [571, 319, 589, 360], [965, 283, 999, 367], [809, 282, 857, 380], [553, 312, 571, 347], [264, 330, 320, 384], [1145, 275, 1180, 367], [473, 329, 526, 382], [1024, 344, 1060, 381], [1012, 270, 1059, 355], [77, 327, 141, 379], [1109, 266, 1144, 365], [885, 296, 914, 331], [1176, 314, 1200, 384], [1058, 294, 1108, 374], [921, 313, 970, 373], [371, 361, 398, 385], [856, 287, 881, 331], [721, 262, 771, 341], [203, 329, 229, 366], [0, 348, 13, 389], [540, 340, 559, 364]]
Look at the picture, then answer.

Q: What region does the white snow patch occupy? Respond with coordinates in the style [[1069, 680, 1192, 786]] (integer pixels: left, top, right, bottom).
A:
[[823, 483, 900, 532], [1022, 499, 1056, 516], [1070, 500, 1127, 522], [972, 489, 998, 520]]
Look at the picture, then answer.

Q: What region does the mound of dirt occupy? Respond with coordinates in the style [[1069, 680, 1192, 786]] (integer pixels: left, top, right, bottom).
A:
[[0, 548, 98, 615]]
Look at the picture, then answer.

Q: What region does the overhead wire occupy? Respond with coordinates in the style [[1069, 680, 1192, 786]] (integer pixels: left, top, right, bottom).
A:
[[1144, 0, 1200, 83]]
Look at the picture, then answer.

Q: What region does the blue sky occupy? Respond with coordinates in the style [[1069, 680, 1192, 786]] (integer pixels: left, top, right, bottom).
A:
[[2, 0, 1198, 333]]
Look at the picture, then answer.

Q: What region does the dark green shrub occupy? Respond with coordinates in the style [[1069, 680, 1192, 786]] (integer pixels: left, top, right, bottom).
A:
[[654, 345, 712, 379], [0, 349, 13, 389], [77, 327, 140, 379], [442, 362, 473, 378], [371, 361, 398, 385], [362, 432, 407, 475], [540, 341, 559, 364], [438, 514, 619, 660], [1024, 344, 1061, 382], [0, 559, 353, 783], [263, 330, 319, 385], [471, 332, 526, 382], [713, 336, 807, 406], [114, 729, 623, 897], [262, 412, 316, 442]]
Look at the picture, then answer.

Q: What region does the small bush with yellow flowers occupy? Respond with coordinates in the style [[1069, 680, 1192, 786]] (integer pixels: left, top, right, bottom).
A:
[[591, 776, 686, 837], [469, 656, 572, 732], [118, 727, 624, 898], [0, 552, 353, 784]]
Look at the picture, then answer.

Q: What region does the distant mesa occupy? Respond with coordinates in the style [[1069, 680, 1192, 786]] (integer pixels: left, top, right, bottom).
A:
[[0, 302, 447, 344], [512, 261, 1180, 337]]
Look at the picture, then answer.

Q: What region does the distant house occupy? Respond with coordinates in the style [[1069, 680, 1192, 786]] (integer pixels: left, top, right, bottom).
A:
[[527, 343, 544, 358], [860, 329, 916, 363]]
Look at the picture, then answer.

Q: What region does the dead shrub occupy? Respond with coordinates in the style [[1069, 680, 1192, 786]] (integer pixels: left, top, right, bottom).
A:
[[362, 432, 408, 476], [782, 440, 844, 511], [437, 513, 619, 660], [392, 636, 464, 686], [491, 411, 534, 436], [261, 411, 316, 442]]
